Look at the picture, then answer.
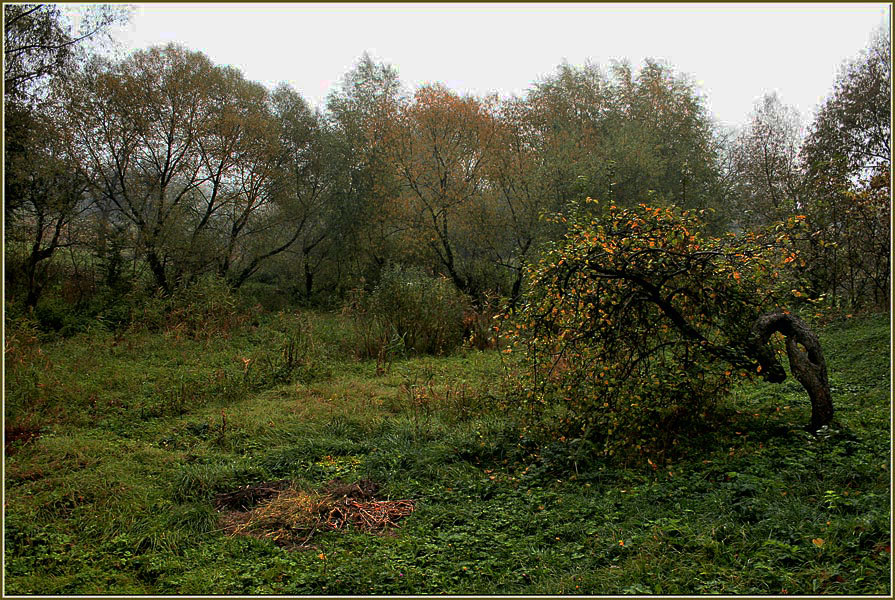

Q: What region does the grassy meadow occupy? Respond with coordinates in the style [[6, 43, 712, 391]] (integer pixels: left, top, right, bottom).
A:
[[3, 307, 891, 595]]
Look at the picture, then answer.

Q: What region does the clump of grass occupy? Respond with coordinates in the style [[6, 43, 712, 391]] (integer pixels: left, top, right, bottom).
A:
[[344, 265, 470, 357], [131, 274, 259, 340], [172, 460, 265, 503]]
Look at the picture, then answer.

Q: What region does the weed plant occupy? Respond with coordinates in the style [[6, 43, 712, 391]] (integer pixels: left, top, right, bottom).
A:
[[344, 265, 470, 357]]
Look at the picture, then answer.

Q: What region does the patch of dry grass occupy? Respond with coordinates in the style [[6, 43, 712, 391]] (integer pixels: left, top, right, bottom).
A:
[[217, 479, 414, 549]]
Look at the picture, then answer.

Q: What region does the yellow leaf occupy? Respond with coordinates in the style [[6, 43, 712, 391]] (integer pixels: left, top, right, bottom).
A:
[[812, 538, 825, 547]]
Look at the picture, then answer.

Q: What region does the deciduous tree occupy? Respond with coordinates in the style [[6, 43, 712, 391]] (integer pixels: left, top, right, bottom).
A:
[[325, 53, 406, 283], [4, 3, 128, 104], [236, 85, 341, 297], [385, 85, 502, 298], [59, 45, 332, 294], [730, 93, 804, 229], [507, 199, 832, 456], [4, 3, 129, 308], [4, 108, 90, 307], [521, 60, 726, 225], [798, 25, 890, 309]]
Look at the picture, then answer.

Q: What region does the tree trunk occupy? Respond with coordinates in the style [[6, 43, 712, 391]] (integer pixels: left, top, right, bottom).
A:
[[508, 267, 524, 311], [303, 260, 314, 301], [146, 248, 169, 294], [750, 312, 833, 431]]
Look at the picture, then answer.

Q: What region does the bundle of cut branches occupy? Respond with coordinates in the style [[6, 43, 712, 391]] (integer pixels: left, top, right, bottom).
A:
[[218, 481, 414, 548]]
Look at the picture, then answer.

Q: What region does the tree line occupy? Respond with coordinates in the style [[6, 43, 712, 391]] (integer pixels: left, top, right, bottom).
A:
[[4, 5, 890, 317]]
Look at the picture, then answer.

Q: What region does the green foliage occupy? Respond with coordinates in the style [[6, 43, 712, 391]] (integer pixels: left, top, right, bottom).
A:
[[4, 3, 129, 103], [235, 282, 291, 313], [797, 25, 890, 310], [505, 199, 794, 457], [729, 92, 803, 230], [241, 313, 324, 389], [791, 170, 890, 311], [32, 296, 92, 337], [5, 18, 887, 318], [2, 307, 341, 444], [4, 314, 51, 431], [18, 274, 262, 342], [523, 59, 725, 219], [346, 265, 470, 356], [2, 311, 889, 594], [802, 25, 889, 184], [3, 18, 890, 592], [132, 274, 255, 340]]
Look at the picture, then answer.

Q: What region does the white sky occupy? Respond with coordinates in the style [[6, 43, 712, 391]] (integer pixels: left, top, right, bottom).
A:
[[95, 2, 890, 130]]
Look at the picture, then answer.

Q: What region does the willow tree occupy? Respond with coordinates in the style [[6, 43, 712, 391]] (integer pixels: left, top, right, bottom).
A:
[[325, 53, 406, 283], [59, 45, 334, 293], [59, 46, 224, 292]]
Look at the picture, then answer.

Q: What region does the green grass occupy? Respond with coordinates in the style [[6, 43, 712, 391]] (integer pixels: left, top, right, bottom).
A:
[[4, 309, 890, 594]]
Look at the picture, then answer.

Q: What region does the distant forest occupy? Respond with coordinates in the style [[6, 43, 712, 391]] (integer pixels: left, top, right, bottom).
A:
[[5, 5, 890, 316]]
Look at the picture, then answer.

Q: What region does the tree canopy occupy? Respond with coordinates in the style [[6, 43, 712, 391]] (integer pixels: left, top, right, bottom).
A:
[[4, 17, 889, 321]]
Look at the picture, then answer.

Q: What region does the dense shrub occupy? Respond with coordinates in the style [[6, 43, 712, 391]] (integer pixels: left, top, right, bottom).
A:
[[346, 265, 470, 356], [30, 295, 111, 337], [505, 199, 801, 458], [236, 282, 290, 313], [132, 274, 256, 339], [32, 296, 78, 334], [13, 275, 261, 341]]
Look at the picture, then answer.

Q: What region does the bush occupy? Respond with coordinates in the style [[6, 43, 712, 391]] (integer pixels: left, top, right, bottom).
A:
[[462, 298, 501, 351], [236, 282, 290, 313], [505, 199, 801, 459], [32, 296, 93, 337], [131, 274, 255, 339], [346, 265, 470, 356]]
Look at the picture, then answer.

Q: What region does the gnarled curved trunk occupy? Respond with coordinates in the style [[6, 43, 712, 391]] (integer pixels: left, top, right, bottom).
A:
[[749, 312, 833, 431]]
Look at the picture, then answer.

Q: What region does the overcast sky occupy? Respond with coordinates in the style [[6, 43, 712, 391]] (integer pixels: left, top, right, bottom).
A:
[[95, 2, 890, 129]]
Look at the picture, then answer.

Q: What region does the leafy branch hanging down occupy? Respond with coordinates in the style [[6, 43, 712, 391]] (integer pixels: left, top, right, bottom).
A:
[[506, 198, 832, 455]]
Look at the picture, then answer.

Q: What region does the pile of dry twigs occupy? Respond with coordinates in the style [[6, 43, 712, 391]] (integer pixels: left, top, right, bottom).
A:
[[216, 478, 414, 548]]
